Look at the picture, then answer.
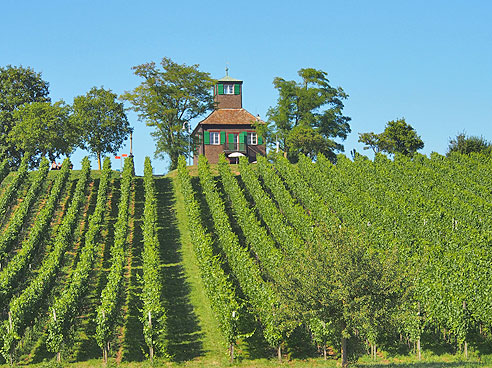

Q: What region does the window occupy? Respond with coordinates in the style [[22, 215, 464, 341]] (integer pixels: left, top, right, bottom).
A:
[[224, 84, 234, 94], [210, 131, 220, 145], [247, 132, 257, 145]]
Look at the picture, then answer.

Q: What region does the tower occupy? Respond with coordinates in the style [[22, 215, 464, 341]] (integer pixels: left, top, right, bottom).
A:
[[214, 67, 243, 109]]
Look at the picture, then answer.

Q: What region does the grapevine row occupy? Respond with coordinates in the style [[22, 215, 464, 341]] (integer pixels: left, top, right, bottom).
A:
[[46, 157, 112, 360], [0, 154, 29, 220], [0, 158, 50, 260], [96, 156, 133, 363], [0, 159, 9, 185], [141, 157, 167, 360]]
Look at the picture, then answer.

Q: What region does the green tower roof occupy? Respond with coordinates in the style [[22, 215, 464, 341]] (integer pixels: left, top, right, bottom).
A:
[[218, 75, 242, 82], [218, 67, 242, 82]]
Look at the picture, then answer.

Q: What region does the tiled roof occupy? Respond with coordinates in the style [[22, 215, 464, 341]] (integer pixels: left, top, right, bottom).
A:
[[197, 108, 262, 126]]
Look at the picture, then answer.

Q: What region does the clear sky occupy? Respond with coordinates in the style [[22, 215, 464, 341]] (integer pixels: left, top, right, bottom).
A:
[[2, 0, 491, 174]]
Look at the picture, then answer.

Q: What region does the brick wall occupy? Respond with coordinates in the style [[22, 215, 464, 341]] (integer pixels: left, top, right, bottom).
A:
[[215, 94, 242, 109]]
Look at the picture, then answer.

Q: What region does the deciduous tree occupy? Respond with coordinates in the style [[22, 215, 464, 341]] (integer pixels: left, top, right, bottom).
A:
[[277, 226, 405, 366], [447, 132, 491, 156], [0, 65, 50, 165], [122, 57, 215, 171], [9, 101, 75, 165], [72, 87, 131, 170], [359, 118, 424, 156], [266, 68, 351, 162]]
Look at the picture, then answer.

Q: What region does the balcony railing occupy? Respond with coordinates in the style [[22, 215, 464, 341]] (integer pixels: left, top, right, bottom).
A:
[[223, 142, 247, 152]]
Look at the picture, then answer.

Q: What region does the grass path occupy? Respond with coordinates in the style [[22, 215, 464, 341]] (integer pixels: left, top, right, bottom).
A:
[[154, 176, 202, 361], [167, 175, 225, 361]]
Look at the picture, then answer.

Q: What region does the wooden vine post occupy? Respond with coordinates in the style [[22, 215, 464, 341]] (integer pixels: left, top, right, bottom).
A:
[[8, 311, 13, 366], [417, 302, 421, 361], [463, 300, 468, 359], [102, 309, 107, 364], [229, 310, 236, 363], [148, 310, 154, 362], [53, 308, 61, 363]]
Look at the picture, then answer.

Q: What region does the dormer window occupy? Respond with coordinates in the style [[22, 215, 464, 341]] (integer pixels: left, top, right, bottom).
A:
[[224, 84, 234, 94]]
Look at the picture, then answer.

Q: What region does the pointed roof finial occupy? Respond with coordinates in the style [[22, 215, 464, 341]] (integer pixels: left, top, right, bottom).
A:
[[225, 66, 229, 76]]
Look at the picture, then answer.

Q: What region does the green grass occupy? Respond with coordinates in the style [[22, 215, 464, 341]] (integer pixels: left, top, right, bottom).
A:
[[2, 355, 485, 367], [155, 176, 206, 361], [170, 175, 225, 359]]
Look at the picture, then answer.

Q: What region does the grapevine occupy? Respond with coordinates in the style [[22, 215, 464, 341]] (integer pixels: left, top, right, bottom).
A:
[[95, 156, 133, 363]]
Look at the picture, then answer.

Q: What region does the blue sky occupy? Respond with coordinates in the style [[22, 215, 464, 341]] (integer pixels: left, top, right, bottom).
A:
[[2, 0, 491, 174]]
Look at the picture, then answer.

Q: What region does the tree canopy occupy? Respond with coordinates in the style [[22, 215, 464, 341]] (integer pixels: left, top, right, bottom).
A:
[[277, 225, 405, 366], [359, 118, 424, 156], [9, 101, 75, 165], [447, 132, 491, 156], [264, 68, 351, 162], [122, 57, 215, 171], [0, 65, 50, 165], [72, 87, 131, 170]]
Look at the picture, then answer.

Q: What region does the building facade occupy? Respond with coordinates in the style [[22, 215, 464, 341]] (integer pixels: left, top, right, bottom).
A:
[[192, 72, 266, 165]]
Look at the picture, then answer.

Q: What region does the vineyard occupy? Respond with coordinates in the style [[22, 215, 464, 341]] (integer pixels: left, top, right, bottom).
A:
[[0, 152, 491, 366]]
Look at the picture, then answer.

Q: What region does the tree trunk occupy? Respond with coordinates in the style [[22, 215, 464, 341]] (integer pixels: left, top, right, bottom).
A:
[[373, 343, 377, 360], [230, 343, 234, 363], [57, 351, 61, 363], [323, 344, 327, 360], [97, 152, 102, 170], [103, 341, 110, 364], [277, 344, 282, 363], [341, 335, 348, 367], [170, 153, 180, 171]]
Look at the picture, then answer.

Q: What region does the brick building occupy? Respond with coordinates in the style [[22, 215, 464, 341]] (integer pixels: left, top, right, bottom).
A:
[[192, 71, 266, 165]]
